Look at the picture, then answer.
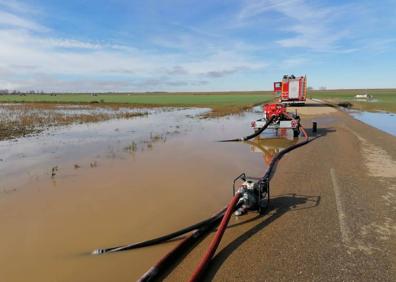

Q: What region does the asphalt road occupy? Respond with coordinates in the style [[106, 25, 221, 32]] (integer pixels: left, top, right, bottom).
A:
[[166, 104, 396, 281]]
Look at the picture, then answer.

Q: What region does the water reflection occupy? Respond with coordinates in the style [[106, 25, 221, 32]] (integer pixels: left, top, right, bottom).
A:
[[245, 136, 298, 166]]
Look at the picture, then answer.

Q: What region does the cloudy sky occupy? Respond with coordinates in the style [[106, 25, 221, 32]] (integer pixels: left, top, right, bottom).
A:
[[0, 0, 395, 92]]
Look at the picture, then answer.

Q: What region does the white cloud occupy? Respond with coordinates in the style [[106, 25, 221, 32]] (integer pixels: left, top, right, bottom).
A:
[[363, 38, 396, 54], [40, 38, 103, 49], [181, 50, 266, 76], [0, 29, 161, 75], [0, 10, 47, 32], [281, 57, 308, 68], [238, 0, 350, 51], [0, 28, 267, 91], [0, 1, 269, 91], [276, 25, 348, 50], [0, 0, 35, 14], [238, 0, 297, 21]]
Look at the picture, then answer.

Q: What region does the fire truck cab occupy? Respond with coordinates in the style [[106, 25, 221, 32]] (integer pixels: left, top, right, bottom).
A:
[[274, 75, 307, 106]]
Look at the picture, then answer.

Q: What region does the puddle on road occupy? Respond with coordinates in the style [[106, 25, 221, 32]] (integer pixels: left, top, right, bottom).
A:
[[0, 107, 297, 282], [349, 110, 396, 136]]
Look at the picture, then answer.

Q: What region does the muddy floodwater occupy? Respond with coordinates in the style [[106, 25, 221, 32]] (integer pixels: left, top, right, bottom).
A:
[[0, 106, 297, 282]]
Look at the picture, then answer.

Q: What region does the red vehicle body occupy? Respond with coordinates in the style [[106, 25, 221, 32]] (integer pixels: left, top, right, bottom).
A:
[[274, 75, 307, 105]]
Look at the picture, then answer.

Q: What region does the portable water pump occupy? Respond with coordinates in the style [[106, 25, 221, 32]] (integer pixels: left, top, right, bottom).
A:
[[232, 173, 269, 215]]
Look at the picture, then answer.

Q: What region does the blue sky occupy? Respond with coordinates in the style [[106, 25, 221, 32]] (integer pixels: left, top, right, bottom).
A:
[[0, 0, 395, 92]]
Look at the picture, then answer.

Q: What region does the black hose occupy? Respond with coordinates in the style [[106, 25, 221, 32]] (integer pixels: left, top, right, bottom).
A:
[[91, 115, 275, 255], [218, 116, 275, 142], [263, 129, 318, 181], [92, 207, 227, 255], [91, 119, 317, 264], [137, 124, 318, 280], [138, 220, 219, 282], [263, 139, 309, 181], [138, 202, 242, 282], [92, 123, 315, 256]]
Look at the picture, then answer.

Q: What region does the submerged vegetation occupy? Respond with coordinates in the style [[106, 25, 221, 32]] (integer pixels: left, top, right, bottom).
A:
[[0, 103, 148, 140]]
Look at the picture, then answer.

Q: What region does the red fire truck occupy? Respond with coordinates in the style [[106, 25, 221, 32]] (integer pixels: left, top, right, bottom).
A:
[[274, 75, 307, 106]]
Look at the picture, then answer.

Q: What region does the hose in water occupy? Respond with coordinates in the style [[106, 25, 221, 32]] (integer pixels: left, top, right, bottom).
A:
[[218, 116, 275, 142], [92, 114, 275, 255], [138, 201, 243, 282], [92, 206, 227, 255], [138, 217, 221, 282], [263, 124, 310, 181], [92, 115, 274, 255]]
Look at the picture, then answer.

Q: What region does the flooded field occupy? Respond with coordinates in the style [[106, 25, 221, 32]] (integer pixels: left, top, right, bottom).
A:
[[0, 103, 149, 140], [0, 106, 297, 282]]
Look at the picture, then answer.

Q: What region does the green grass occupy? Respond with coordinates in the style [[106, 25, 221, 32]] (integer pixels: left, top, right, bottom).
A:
[[309, 89, 396, 113], [2, 88, 394, 114], [0, 92, 274, 116]]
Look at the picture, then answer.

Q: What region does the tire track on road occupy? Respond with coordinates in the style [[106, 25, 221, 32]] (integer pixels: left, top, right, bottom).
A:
[[330, 168, 352, 248]]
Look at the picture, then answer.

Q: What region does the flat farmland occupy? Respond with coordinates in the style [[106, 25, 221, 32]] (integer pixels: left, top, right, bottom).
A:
[[0, 92, 274, 116], [309, 88, 396, 112]]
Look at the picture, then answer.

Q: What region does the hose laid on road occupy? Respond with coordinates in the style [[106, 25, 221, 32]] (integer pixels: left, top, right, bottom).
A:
[[187, 123, 316, 281], [218, 116, 275, 142], [92, 207, 227, 255], [138, 216, 221, 282], [92, 115, 317, 280], [189, 193, 241, 282], [138, 201, 243, 282]]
